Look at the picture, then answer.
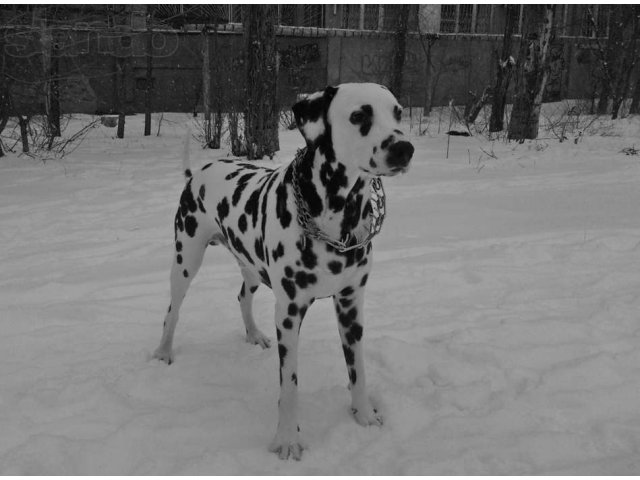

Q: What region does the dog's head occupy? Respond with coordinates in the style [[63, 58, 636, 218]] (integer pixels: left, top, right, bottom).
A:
[[292, 83, 414, 176]]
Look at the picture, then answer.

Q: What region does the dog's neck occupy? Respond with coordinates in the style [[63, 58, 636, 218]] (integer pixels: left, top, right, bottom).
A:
[[291, 146, 375, 249]]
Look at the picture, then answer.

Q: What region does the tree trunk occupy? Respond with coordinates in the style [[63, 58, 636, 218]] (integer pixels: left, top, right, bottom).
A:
[[18, 116, 29, 153], [144, 5, 153, 136], [508, 6, 556, 141], [40, 9, 60, 141], [390, 5, 410, 101], [416, 32, 438, 115], [610, 6, 640, 119], [596, 7, 626, 114], [115, 57, 126, 139], [630, 74, 640, 114], [489, 4, 517, 132], [243, 5, 279, 160], [202, 26, 213, 146]]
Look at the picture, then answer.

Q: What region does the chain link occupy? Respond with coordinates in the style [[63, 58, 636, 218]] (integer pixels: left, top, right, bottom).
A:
[[291, 148, 386, 253]]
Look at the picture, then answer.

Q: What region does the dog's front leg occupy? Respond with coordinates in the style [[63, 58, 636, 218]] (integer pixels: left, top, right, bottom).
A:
[[334, 284, 383, 427], [269, 294, 310, 460]]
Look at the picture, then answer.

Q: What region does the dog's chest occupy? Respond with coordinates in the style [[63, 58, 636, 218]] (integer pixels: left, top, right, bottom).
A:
[[202, 161, 373, 297]]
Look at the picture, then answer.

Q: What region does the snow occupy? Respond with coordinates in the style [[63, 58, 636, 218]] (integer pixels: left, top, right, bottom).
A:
[[1, 111, 640, 474]]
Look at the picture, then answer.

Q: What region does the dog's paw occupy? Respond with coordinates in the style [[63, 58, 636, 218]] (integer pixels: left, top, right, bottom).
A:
[[351, 403, 384, 427], [246, 328, 272, 349], [152, 348, 174, 365], [269, 432, 306, 460]]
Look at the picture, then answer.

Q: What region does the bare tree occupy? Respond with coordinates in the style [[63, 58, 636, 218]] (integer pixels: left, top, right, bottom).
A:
[[390, 5, 410, 100], [144, 5, 154, 136], [489, 5, 518, 132], [243, 5, 279, 160], [592, 5, 639, 117], [508, 5, 556, 141]]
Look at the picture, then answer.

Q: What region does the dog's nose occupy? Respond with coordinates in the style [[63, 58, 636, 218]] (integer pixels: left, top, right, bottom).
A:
[[387, 141, 414, 168]]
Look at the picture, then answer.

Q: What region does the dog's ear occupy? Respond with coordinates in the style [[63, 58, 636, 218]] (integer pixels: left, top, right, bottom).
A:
[[292, 86, 339, 146]]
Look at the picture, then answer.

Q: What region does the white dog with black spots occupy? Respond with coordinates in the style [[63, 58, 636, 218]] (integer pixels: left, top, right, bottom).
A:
[[153, 83, 414, 460]]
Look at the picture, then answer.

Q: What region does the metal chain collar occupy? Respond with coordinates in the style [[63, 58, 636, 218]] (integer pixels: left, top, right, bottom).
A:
[[291, 148, 386, 253]]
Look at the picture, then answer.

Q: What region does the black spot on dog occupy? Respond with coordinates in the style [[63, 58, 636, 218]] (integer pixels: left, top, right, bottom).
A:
[[339, 307, 357, 328], [339, 297, 352, 309], [239, 282, 246, 298], [341, 178, 366, 238], [278, 344, 287, 367], [275, 183, 292, 229], [217, 197, 230, 220], [343, 345, 355, 365], [369, 158, 377, 169], [184, 215, 198, 237], [227, 227, 254, 266], [320, 161, 349, 212], [199, 184, 206, 200], [261, 172, 279, 240], [328, 261, 342, 274], [183, 269, 189, 278], [349, 368, 357, 385], [250, 285, 258, 294], [381, 135, 394, 150], [296, 151, 323, 217], [176, 241, 183, 252], [176, 254, 183, 265], [288, 303, 298, 316], [232, 172, 256, 206], [272, 242, 285, 262], [281, 278, 296, 300], [292, 373, 298, 385], [284, 266, 294, 278], [218, 158, 235, 164], [346, 323, 363, 345], [245, 189, 261, 228], [299, 304, 308, 319], [225, 169, 242, 181], [174, 211, 184, 234], [238, 214, 247, 233], [359, 104, 373, 136], [254, 237, 265, 262], [202, 162, 213, 170], [179, 181, 198, 216], [296, 239, 318, 270], [361, 200, 372, 220], [282, 318, 293, 330], [259, 269, 271, 288], [295, 271, 317, 288], [340, 286, 354, 297], [237, 162, 262, 170]]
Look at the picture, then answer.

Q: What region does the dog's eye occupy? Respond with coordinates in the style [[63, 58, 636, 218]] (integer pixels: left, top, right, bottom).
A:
[[350, 111, 366, 124], [393, 106, 403, 122]]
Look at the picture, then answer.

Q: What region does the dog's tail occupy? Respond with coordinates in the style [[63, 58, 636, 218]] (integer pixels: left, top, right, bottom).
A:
[[182, 126, 192, 181]]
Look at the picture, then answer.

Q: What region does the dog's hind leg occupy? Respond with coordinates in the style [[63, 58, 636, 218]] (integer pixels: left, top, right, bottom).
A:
[[153, 233, 208, 365], [238, 267, 271, 349]]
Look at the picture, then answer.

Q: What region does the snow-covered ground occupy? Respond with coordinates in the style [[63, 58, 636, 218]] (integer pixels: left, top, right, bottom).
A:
[[1, 111, 640, 474]]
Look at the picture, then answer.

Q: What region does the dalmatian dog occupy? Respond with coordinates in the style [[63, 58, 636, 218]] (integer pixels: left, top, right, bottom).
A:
[[153, 83, 414, 460]]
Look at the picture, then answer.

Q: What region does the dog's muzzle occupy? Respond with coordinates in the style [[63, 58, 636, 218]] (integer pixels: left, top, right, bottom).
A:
[[386, 141, 414, 173]]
